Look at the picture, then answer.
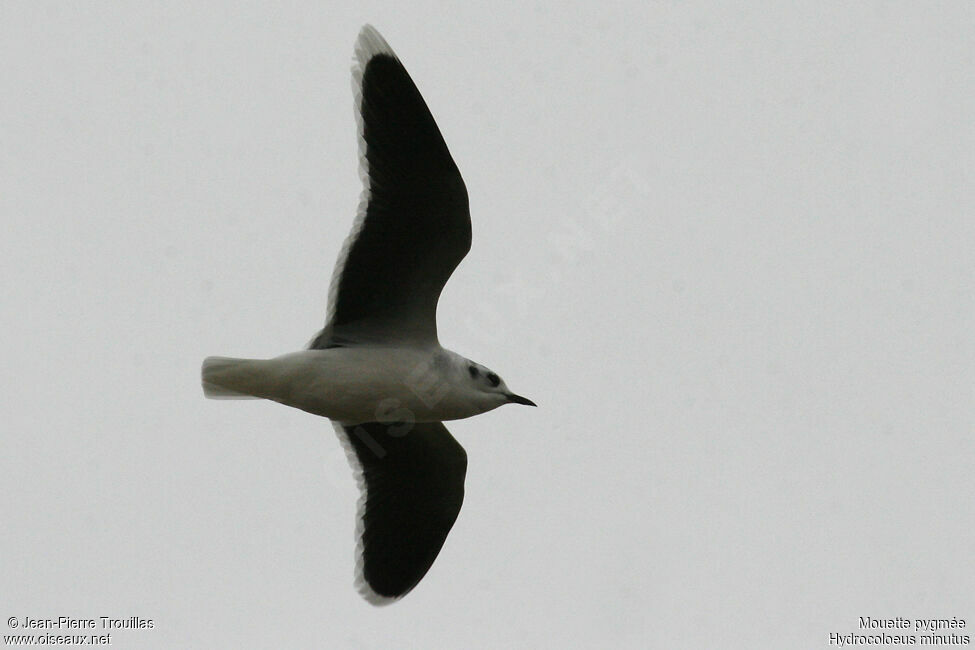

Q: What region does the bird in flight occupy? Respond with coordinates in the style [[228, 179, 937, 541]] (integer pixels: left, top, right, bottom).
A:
[[201, 25, 535, 605]]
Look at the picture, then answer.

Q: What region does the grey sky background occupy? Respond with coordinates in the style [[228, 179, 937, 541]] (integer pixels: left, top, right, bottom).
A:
[[2, 2, 972, 648]]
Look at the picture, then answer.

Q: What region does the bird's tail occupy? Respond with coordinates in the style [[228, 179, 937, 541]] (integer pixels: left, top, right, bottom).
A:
[[201, 356, 262, 399]]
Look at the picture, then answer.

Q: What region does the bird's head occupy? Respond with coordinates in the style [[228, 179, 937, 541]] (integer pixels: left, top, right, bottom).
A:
[[461, 358, 536, 411]]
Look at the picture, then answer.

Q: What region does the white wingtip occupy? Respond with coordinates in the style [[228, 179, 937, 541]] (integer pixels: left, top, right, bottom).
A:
[[355, 24, 397, 64]]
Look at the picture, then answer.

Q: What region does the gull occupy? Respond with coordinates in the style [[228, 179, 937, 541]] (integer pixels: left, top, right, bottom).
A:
[[200, 25, 535, 605]]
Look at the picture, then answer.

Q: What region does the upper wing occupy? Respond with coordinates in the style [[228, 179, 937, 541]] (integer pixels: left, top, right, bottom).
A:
[[310, 25, 471, 349], [334, 421, 467, 604]]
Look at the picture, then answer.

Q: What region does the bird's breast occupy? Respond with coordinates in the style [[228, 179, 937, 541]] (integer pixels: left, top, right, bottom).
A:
[[257, 347, 481, 425]]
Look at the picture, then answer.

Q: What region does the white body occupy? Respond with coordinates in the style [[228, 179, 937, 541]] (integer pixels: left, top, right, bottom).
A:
[[202, 346, 508, 425]]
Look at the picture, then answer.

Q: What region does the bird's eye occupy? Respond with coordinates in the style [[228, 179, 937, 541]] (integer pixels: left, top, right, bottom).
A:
[[486, 372, 500, 387], [468, 365, 479, 378]]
